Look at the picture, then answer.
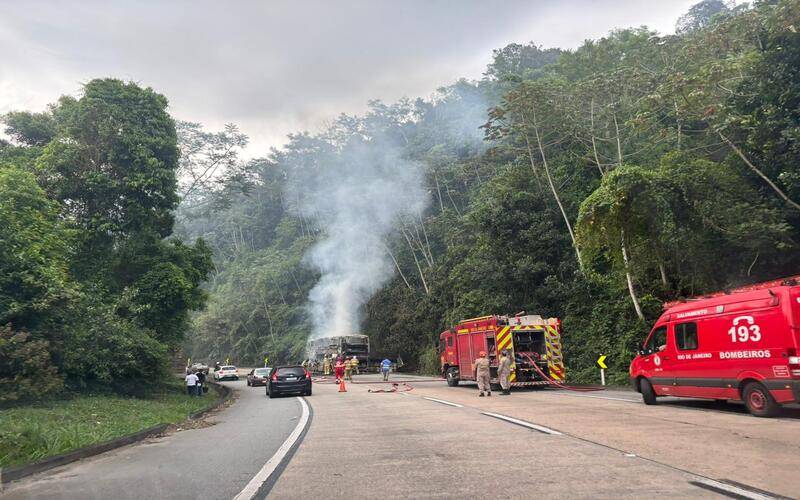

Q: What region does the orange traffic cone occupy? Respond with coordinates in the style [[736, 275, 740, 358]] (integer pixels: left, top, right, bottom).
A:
[[338, 378, 347, 392]]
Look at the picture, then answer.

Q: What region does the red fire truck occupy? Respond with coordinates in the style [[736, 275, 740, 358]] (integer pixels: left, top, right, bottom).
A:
[[630, 275, 800, 417], [439, 314, 565, 387]]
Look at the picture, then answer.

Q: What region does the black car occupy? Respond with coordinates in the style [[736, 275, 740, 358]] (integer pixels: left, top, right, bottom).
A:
[[267, 365, 312, 398]]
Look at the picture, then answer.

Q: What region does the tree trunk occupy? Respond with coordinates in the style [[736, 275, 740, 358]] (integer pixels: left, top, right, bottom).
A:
[[433, 171, 445, 213], [524, 108, 583, 269], [718, 130, 800, 212], [621, 229, 645, 321], [383, 243, 412, 291], [400, 227, 430, 295]]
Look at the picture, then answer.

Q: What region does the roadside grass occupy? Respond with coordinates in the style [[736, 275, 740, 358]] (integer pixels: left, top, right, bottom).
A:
[[0, 380, 211, 468]]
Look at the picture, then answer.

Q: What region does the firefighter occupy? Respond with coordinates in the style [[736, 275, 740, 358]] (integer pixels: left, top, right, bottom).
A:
[[498, 349, 513, 395], [322, 356, 331, 376], [334, 357, 345, 383], [474, 351, 491, 397], [351, 355, 359, 375], [344, 357, 353, 381]]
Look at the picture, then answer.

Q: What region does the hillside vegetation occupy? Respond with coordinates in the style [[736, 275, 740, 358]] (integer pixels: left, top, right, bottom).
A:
[[176, 1, 800, 383]]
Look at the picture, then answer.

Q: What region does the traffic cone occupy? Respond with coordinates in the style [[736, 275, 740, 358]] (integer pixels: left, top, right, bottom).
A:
[[338, 378, 347, 392]]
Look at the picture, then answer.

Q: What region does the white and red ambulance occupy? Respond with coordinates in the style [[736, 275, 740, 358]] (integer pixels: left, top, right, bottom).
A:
[[630, 275, 800, 417]]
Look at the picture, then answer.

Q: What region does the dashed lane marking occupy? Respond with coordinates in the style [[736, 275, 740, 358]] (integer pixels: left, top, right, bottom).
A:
[[552, 393, 640, 403], [423, 397, 464, 408], [232, 397, 310, 500], [481, 412, 562, 435], [690, 478, 784, 500]]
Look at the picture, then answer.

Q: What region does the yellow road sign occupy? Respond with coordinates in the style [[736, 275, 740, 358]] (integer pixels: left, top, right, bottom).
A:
[[597, 355, 607, 369]]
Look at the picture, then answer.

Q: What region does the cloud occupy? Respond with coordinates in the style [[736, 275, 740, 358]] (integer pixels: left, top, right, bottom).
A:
[[0, 0, 697, 154]]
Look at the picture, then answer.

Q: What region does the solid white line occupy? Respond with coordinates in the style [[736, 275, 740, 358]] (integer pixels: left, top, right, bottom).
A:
[[423, 397, 463, 408], [693, 478, 775, 500], [552, 392, 640, 403], [232, 398, 309, 500], [481, 412, 562, 435]]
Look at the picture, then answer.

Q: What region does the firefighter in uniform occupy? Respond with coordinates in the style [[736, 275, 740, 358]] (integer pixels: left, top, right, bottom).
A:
[[322, 356, 331, 376], [344, 357, 353, 381], [474, 351, 491, 397], [351, 355, 359, 375], [498, 349, 513, 395]]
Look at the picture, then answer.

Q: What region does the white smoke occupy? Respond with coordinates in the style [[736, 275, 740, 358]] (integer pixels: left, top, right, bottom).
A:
[[291, 136, 428, 339]]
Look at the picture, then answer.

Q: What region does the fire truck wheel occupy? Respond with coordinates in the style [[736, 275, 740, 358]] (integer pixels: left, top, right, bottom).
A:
[[446, 368, 459, 387], [743, 382, 779, 418], [640, 378, 657, 405]]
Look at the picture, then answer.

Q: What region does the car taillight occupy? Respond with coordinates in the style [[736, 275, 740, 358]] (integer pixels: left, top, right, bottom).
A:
[[304, 369, 311, 379], [272, 372, 278, 381]]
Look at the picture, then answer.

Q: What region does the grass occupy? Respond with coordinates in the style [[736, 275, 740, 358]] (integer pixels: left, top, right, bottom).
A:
[[0, 380, 211, 468]]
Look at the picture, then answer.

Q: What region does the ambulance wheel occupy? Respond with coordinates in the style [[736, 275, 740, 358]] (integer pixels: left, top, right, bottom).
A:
[[446, 368, 459, 387], [640, 378, 657, 405], [743, 382, 779, 418]]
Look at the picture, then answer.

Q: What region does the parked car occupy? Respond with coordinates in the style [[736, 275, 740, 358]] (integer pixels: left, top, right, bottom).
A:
[[214, 365, 239, 381], [267, 365, 312, 398], [247, 367, 271, 387], [630, 275, 800, 417]]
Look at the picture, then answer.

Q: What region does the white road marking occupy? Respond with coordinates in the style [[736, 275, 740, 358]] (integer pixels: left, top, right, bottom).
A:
[[481, 412, 562, 435], [552, 392, 640, 403], [233, 398, 309, 500], [423, 397, 463, 408], [693, 478, 776, 500]]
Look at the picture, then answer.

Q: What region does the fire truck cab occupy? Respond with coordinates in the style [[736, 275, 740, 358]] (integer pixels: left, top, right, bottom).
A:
[[630, 275, 800, 417], [439, 314, 565, 388]]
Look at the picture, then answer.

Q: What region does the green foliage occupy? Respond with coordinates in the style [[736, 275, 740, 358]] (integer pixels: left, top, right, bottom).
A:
[[0, 380, 208, 467], [0, 325, 62, 403], [1, 79, 211, 400], [181, 0, 800, 385], [0, 166, 71, 330]]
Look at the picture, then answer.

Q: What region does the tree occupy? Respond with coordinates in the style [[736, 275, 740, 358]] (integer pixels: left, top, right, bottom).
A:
[[36, 78, 180, 267], [0, 166, 71, 330], [2, 110, 57, 147], [676, 0, 731, 34]]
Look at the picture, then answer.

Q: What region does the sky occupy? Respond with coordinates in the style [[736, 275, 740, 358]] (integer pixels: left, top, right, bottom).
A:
[[0, 0, 698, 155]]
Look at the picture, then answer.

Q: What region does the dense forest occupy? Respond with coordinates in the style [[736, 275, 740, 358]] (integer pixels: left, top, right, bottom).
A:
[[177, 0, 800, 383], [2, 0, 799, 401], [0, 80, 212, 401]]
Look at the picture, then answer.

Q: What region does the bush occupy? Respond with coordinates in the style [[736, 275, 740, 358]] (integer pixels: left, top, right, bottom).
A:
[[61, 305, 167, 394], [0, 324, 62, 403]]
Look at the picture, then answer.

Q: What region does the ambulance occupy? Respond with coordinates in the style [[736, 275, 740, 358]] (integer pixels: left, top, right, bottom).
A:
[[629, 275, 800, 417]]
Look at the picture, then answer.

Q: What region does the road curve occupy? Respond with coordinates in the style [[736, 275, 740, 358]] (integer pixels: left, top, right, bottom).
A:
[[1, 378, 304, 500]]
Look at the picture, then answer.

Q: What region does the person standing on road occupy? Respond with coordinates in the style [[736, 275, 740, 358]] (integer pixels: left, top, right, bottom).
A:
[[498, 349, 513, 396], [344, 357, 353, 381], [380, 358, 391, 381], [334, 357, 345, 383], [185, 370, 199, 396], [351, 355, 359, 375], [196, 369, 206, 397], [474, 351, 491, 397], [323, 356, 331, 376]]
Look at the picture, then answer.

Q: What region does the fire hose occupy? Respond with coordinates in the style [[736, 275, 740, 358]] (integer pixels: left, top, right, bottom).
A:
[[367, 382, 414, 393], [518, 352, 605, 392]]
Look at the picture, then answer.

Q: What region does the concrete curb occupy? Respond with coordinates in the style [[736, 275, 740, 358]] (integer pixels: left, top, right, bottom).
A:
[[0, 382, 233, 487]]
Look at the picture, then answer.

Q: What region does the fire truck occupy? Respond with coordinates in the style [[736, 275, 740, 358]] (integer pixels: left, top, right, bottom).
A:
[[439, 314, 565, 387]]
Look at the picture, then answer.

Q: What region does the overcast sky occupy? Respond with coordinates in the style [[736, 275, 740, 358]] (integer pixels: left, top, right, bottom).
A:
[[0, 1, 697, 155]]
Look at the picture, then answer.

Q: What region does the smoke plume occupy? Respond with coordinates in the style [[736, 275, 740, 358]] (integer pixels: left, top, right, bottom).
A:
[[290, 135, 427, 339]]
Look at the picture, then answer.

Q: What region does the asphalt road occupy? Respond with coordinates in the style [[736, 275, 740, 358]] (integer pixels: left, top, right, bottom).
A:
[[4, 373, 800, 499], [1, 377, 303, 500], [269, 374, 800, 499]]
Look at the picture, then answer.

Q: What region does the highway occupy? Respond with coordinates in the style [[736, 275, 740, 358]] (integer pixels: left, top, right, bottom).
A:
[[3, 373, 799, 499], [0, 378, 304, 500]]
